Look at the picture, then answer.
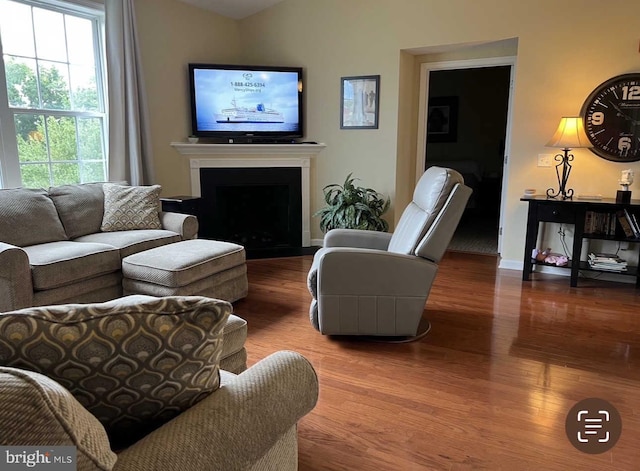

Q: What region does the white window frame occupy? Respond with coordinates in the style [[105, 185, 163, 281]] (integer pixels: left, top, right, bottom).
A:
[[0, 0, 107, 189]]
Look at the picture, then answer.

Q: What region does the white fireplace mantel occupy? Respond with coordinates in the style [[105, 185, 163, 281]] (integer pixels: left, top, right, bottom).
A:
[[170, 142, 326, 247], [171, 142, 325, 155]]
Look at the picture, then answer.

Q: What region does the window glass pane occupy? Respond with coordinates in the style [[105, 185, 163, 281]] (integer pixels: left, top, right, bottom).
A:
[[38, 60, 71, 110], [4, 56, 39, 108], [77, 117, 103, 159], [15, 113, 47, 162], [33, 7, 67, 62], [20, 163, 50, 188], [52, 162, 79, 185], [0, 0, 106, 190], [0, 0, 35, 57], [70, 64, 98, 111], [80, 161, 105, 183], [46, 115, 76, 161], [65, 15, 94, 66]]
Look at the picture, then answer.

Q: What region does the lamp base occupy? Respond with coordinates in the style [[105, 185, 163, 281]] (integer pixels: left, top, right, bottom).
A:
[[616, 190, 632, 204], [545, 148, 574, 200]]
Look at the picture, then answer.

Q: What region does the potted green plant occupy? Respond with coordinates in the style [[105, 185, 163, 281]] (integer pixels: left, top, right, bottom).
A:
[[314, 173, 390, 233]]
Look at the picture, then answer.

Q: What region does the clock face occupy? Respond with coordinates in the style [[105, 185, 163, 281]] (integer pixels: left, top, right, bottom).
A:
[[580, 73, 640, 162]]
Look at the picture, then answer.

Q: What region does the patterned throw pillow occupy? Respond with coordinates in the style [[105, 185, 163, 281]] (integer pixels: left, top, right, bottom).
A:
[[0, 295, 231, 445], [100, 183, 162, 232]]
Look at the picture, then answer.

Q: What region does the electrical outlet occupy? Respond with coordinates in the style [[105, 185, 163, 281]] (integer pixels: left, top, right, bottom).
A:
[[538, 154, 553, 167]]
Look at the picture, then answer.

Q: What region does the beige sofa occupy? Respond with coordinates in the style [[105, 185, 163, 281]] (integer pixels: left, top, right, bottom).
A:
[[0, 183, 198, 312]]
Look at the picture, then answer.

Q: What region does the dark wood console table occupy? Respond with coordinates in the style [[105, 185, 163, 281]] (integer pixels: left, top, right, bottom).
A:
[[521, 196, 640, 287], [160, 195, 203, 218]]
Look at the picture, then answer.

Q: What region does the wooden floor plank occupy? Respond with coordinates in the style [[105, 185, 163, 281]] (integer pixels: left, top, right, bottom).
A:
[[234, 252, 640, 470]]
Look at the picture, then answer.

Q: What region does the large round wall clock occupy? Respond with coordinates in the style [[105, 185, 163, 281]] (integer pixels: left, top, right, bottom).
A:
[[580, 73, 640, 162]]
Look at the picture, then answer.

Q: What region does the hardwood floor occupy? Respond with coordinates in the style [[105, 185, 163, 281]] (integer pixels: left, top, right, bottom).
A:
[[233, 252, 640, 470]]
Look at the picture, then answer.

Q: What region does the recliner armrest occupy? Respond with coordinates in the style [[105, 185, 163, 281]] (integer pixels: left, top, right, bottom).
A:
[[159, 211, 198, 239], [324, 228, 392, 250], [316, 247, 438, 296], [0, 242, 33, 312], [114, 351, 319, 471]]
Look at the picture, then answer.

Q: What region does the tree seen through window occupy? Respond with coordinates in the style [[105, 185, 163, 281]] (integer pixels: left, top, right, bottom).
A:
[[0, 0, 106, 188]]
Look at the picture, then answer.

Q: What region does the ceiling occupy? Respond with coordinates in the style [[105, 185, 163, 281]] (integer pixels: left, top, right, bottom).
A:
[[177, 0, 284, 19]]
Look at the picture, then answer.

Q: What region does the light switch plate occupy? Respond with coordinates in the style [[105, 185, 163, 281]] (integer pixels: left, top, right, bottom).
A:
[[537, 154, 553, 167]]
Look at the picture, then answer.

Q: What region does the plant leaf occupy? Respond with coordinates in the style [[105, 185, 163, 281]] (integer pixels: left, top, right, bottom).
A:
[[313, 173, 390, 232]]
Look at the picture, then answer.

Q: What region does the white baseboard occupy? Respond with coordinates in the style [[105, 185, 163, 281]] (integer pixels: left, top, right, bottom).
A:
[[311, 238, 324, 247], [499, 258, 575, 278], [498, 259, 522, 271]]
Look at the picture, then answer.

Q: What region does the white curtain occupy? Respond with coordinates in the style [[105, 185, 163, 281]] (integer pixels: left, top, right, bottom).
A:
[[105, 0, 155, 185]]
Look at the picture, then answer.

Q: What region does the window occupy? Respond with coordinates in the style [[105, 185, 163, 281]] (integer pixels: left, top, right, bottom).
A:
[[0, 0, 106, 189]]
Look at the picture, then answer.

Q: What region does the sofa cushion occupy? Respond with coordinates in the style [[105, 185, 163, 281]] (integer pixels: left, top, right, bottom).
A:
[[0, 295, 232, 445], [0, 188, 67, 247], [75, 230, 181, 259], [33, 273, 122, 308], [220, 314, 248, 363], [101, 183, 162, 232], [0, 366, 117, 470], [48, 182, 107, 239], [23, 241, 121, 291]]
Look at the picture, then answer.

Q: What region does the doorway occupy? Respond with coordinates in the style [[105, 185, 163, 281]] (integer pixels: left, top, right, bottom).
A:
[[417, 57, 515, 255]]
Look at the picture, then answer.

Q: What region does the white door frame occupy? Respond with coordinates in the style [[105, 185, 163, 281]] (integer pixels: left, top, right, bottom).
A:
[[416, 56, 517, 255]]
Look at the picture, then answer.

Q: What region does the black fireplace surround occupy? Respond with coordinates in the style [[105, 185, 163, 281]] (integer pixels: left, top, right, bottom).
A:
[[199, 167, 303, 258]]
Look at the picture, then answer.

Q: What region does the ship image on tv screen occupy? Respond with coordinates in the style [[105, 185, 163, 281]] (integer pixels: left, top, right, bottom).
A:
[[216, 99, 284, 124], [190, 64, 303, 138]]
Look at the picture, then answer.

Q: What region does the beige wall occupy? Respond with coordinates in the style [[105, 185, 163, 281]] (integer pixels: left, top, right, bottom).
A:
[[134, 0, 240, 197], [401, 40, 518, 210], [235, 0, 640, 264], [137, 0, 640, 266]]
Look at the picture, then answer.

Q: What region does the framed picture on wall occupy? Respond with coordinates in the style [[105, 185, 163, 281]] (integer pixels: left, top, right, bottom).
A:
[[340, 75, 380, 129], [427, 96, 458, 143]]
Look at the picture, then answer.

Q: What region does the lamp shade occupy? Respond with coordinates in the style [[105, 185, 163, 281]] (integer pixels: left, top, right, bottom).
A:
[[546, 117, 592, 149]]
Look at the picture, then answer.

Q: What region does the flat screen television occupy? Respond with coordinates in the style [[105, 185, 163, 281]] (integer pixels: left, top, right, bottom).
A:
[[189, 63, 304, 141]]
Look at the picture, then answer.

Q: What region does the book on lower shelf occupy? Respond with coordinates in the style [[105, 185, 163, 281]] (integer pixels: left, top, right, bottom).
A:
[[587, 252, 628, 272], [588, 263, 628, 272], [588, 252, 622, 261]]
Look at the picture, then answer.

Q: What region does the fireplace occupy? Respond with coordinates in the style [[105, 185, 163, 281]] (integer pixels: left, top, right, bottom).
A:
[[171, 141, 325, 255], [199, 167, 302, 257]]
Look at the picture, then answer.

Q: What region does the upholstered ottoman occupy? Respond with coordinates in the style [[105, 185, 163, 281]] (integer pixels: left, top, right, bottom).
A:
[[122, 239, 248, 303]]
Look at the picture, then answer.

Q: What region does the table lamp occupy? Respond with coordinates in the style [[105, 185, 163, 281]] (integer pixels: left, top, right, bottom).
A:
[[545, 116, 592, 199]]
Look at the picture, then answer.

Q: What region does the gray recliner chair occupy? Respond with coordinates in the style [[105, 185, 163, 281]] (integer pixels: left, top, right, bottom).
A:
[[307, 166, 472, 337]]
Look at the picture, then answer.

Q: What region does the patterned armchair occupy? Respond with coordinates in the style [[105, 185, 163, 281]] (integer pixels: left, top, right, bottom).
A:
[[0, 296, 318, 470]]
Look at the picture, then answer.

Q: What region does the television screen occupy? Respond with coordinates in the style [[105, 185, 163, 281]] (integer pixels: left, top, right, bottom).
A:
[[189, 64, 303, 139]]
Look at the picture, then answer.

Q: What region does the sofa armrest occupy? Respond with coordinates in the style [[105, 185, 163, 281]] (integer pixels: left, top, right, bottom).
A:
[[114, 351, 319, 471], [0, 242, 33, 312], [159, 211, 198, 239], [324, 228, 392, 250]]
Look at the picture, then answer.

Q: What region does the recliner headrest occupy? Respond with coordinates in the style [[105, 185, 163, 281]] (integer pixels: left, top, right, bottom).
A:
[[413, 166, 464, 213]]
